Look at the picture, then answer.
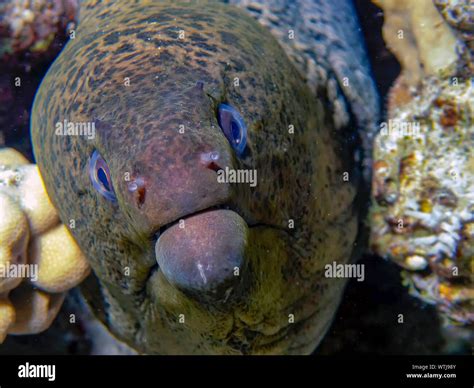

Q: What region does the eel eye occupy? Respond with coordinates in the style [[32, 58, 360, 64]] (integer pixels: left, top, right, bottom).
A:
[[217, 103, 247, 156], [89, 150, 116, 202]]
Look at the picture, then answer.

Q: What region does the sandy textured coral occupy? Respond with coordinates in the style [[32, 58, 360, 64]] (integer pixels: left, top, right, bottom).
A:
[[0, 148, 29, 166], [370, 0, 473, 326], [0, 192, 29, 294], [12, 165, 59, 235], [29, 224, 90, 293], [0, 297, 15, 342], [7, 283, 65, 335], [0, 147, 90, 341]]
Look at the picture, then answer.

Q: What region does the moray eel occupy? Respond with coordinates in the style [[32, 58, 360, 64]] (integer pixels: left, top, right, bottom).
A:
[[31, 0, 379, 354]]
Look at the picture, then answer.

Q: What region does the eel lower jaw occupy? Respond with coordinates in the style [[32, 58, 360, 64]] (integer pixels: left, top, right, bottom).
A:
[[152, 203, 286, 297], [153, 206, 250, 295]]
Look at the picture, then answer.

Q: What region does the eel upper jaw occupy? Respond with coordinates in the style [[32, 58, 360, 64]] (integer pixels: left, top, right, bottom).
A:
[[153, 204, 238, 240]]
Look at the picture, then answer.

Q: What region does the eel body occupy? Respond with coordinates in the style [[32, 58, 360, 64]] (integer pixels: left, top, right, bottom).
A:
[[31, 0, 378, 354]]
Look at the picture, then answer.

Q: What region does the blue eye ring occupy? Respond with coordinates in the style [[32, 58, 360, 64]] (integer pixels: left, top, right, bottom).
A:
[[89, 150, 117, 202], [217, 103, 247, 156]]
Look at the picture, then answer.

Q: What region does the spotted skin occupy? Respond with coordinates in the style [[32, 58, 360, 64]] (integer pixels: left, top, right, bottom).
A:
[[32, 0, 371, 354]]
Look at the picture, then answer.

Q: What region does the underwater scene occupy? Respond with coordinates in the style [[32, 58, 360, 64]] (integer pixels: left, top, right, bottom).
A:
[[0, 0, 472, 375]]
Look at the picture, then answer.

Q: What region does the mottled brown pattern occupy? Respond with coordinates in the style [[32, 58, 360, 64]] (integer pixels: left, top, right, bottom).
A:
[[31, 0, 367, 354]]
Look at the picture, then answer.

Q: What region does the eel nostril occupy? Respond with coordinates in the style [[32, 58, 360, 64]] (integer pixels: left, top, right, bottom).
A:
[[128, 176, 147, 208], [207, 161, 222, 173], [200, 151, 222, 173]]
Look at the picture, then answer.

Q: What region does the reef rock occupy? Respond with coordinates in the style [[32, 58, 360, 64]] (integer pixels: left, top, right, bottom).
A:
[[370, 0, 473, 327]]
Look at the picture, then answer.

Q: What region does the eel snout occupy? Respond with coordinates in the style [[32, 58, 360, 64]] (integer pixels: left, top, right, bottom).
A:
[[154, 209, 248, 301]]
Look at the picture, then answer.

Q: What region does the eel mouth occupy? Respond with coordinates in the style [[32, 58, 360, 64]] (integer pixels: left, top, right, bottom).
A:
[[146, 207, 323, 354], [154, 204, 242, 241], [153, 205, 251, 293]]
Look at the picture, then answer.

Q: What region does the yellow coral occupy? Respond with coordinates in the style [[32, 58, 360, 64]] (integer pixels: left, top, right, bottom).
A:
[[29, 224, 90, 293], [0, 297, 15, 342], [7, 284, 65, 335], [0, 147, 90, 342], [15, 165, 59, 235], [0, 192, 29, 294], [0, 148, 29, 166]]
